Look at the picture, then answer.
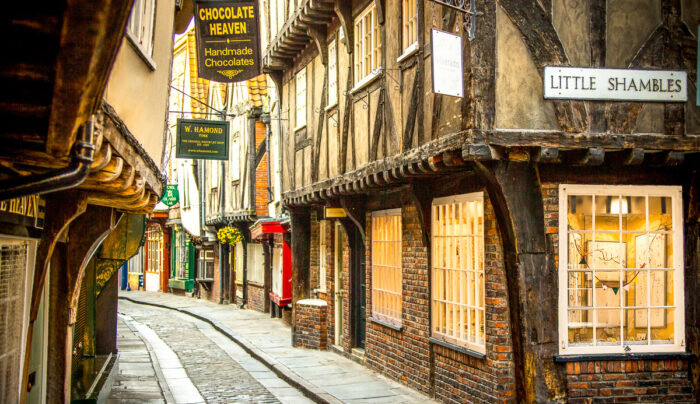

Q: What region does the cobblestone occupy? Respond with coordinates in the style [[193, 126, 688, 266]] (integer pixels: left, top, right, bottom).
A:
[[120, 301, 280, 403]]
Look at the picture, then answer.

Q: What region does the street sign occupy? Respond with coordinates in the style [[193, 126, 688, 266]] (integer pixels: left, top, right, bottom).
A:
[[176, 118, 230, 160], [161, 184, 180, 207], [193, 0, 262, 82], [544, 66, 687, 102], [431, 29, 463, 98]]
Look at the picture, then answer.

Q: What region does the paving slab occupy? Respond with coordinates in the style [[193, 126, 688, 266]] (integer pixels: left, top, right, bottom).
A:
[[120, 291, 438, 404]]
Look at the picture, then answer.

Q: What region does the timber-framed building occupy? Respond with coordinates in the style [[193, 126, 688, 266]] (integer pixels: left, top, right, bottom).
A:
[[262, 0, 700, 402]]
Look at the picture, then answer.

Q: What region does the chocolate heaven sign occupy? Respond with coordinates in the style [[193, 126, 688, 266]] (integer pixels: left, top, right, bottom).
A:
[[544, 66, 687, 102], [194, 0, 261, 82]]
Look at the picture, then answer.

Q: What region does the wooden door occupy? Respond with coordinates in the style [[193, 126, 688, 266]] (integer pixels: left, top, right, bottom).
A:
[[334, 223, 344, 346]]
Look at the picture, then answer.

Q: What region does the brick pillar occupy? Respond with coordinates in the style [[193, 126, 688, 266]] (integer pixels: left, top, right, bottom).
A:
[[293, 299, 328, 350]]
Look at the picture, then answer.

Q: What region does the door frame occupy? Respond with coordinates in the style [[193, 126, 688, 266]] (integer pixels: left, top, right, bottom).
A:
[[334, 222, 344, 346]]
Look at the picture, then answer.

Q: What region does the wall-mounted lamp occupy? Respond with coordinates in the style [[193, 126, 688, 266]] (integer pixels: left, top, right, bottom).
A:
[[608, 196, 631, 215]]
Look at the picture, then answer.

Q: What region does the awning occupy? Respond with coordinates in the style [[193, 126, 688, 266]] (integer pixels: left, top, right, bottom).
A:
[[250, 218, 287, 241]]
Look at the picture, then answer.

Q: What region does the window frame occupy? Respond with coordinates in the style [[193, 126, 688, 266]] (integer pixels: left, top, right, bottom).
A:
[[431, 192, 485, 354], [557, 184, 685, 355], [197, 249, 215, 281], [327, 39, 338, 109], [126, 0, 157, 70], [353, 4, 382, 89], [371, 208, 403, 325], [401, 0, 417, 53], [295, 66, 307, 130]]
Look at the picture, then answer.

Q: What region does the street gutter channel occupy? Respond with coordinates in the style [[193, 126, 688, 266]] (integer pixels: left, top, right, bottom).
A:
[[118, 296, 343, 404]]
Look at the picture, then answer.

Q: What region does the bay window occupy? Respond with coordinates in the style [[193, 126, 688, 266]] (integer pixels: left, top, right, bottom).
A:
[[558, 185, 684, 354]]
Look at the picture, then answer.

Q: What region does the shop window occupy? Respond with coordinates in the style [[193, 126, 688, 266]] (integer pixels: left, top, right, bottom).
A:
[[0, 239, 34, 403], [128, 246, 144, 274], [402, 0, 417, 52], [146, 226, 163, 273], [248, 243, 265, 284], [354, 4, 381, 86], [295, 67, 307, 129], [126, 0, 156, 65], [372, 209, 402, 324], [559, 185, 684, 354], [198, 249, 215, 280], [431, 193, 485, 353], [175, 230, 189, 279], [327, 39, 338, 107]]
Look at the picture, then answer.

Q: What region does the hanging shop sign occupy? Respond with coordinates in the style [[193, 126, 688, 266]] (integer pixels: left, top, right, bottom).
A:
[[0, 194, 45, 230], [431, 29, 463, 98], [176, 118, 229, 160], [193, 0, 261, 82], [161, 184, 180, 207], [544, 66, 687, 102]]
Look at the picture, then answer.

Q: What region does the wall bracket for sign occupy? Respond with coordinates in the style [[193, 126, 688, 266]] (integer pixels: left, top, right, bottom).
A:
[[430, 0, 482, 41]]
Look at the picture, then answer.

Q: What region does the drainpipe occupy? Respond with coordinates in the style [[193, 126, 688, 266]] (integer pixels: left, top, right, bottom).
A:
[[262, 113, 273, 205], [218, 242, 224, 304], [274, 97, 283, 213], [0, 118, 97, 201]]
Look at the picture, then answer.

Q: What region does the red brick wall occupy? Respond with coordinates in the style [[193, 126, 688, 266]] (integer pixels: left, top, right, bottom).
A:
[[309, 211, 320, 291], [565, 359, 693, 403], [247, 283, 266, 312], [433, 198, 516, 404], [293, 300, 328, 350], [254, 120, 269, 216], [542, 182, 695, 402], [365, 203, 432, 393]]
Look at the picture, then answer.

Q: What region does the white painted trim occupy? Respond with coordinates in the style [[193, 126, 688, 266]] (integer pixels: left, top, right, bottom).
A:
[[349, 69, 382, 95], [397, 42, 419, 63], [557, 184, 685, 355]]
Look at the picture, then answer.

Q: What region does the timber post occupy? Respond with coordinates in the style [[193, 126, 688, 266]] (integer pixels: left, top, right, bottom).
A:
[[475, 160, 566, 403]]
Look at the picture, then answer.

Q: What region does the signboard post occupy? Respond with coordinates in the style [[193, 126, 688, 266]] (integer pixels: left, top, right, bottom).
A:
[[543, 66, 687, 102], [193, 0, 261, 82], [431, 29, 463, 98], [176, 118, 230, 160]]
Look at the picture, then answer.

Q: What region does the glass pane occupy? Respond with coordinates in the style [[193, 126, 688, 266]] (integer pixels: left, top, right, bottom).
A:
[[625, 308, 648, 344], [595, 195, 621, 231], [649, 196, 672, 231], [595, 271, 622, 308], [478, 309, 485, 345], [629, 270, 647, 308], [568, 309, 593, 345], [568, 195, 592, 231], [596, 309, 621, 344], [587, 234, 624, 270], [623, 196, 646, 231], [650, 308, 674, 344], [628, 232, 650, 269], [568, 233, 586, 270]]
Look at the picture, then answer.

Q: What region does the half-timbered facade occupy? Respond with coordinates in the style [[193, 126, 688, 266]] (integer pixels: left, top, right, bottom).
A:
[[263, 0, 700, 402]]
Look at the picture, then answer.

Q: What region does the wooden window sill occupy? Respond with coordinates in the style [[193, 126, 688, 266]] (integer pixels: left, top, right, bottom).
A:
[[553, 352, 696, 362]]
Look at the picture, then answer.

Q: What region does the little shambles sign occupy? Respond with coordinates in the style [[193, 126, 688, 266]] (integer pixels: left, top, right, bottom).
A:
[[176, 118, 229, 160], [193, 0, 261, 82], [544, 66, 687, 102]]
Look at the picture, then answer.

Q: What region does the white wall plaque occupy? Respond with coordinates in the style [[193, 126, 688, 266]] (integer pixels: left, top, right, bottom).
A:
[[544, 66, 687, 102], [431, 29, 463, 98]]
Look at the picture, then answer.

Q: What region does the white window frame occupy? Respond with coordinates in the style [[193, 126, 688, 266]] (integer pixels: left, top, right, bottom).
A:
[[558, 184, 685, 355], [353, 4, 382, 89], [327, 39, 338, 109], [295, 67, 307, 130], [198, 249, 215, 280], [431, 192, 485, 354], [371, 208, 402, 324], [126, 0, 157, 69], [401, 0, 418, 53]]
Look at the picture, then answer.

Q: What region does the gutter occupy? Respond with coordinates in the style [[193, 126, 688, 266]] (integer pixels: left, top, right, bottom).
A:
[[0, 118, 96, 201]]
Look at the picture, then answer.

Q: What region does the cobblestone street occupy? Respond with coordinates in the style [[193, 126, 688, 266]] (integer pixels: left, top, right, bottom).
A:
[[111, 300, 313, 403]]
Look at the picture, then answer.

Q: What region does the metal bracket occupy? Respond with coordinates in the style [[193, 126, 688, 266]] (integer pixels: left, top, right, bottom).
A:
[[431, 0, 483, 41]]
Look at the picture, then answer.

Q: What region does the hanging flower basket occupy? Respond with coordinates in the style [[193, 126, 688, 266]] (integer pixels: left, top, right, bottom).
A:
[[217, 226, 243, 246]]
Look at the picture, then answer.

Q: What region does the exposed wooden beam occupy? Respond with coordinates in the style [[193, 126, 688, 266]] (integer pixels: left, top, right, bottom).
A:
[[563, 147, 605, 166], [607, 148, 645, 166]]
